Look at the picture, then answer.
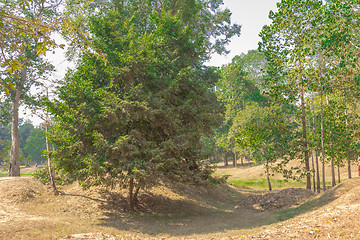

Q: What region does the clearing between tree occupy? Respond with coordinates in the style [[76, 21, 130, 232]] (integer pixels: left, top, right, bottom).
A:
[[0, 165, 360, 240]]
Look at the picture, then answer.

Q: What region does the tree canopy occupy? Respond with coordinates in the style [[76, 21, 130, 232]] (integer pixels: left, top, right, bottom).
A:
[[47, 0, 240, 210]]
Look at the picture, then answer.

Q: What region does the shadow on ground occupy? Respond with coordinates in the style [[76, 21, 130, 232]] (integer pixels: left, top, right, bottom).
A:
[[70, 182, 343, 237]]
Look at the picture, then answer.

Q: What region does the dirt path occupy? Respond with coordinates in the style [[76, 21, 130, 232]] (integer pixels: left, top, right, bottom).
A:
[[0, 177, 13, 181], [236, 178, 360, 240]]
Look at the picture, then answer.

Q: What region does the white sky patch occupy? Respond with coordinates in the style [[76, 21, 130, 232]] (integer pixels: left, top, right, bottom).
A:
[[207, 0, 280, 67], [20, 33, 74, 126]]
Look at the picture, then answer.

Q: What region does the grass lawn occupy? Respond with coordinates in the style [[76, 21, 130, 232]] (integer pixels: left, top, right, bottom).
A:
[[229, 178, 306, 190], [0, 172, 33, 177]]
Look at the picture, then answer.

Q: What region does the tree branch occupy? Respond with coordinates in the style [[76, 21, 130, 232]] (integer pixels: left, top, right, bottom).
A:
[[0, 42, 7, 62], [350, 41, 360, 50]]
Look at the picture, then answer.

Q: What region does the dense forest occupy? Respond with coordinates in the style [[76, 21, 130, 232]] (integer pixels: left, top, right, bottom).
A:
[[1, 0, 360, 209]]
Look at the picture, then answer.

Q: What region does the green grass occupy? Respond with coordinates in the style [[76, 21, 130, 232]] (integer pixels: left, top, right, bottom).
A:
[[0, 173, 33, 177], [229, 178, 306, 190]]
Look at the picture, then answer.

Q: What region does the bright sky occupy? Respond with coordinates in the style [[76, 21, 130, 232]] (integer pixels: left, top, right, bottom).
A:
[[24, 0, 280, 126], [208, 0, 280, 66]]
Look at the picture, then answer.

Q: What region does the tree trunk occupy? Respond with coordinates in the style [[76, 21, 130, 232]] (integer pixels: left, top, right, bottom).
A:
[[344, 93, 351, 180], [337, 162, 340, 184], [233, 151, 237, 167], [45, 120, 57, 193], [300, 84, 311, 190], [134, 186, 141, 204], [331, 157, 335, 187], [328, 96, 335, 188], [311, 150, 316, 192], [224, 154, 228, 166], [308, 116, 316, 192], [266, 160, 272, 191], [347, 158, 352, 179], [128, 177, 135, 211], [311, 98, 321, 193], [315, 151, 320, 193], [9, 67, 26, 177], [241, 156, 244, 166], [215, 145, 219, 162], [320, 88, 326, 191]]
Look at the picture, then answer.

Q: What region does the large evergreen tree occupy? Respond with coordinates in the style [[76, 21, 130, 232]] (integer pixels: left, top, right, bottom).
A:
[[48, 0, 240, 210]]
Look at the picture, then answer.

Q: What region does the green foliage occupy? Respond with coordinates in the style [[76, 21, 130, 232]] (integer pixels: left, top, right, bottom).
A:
[[258, 0, 360, 189], [0, 0, 63, 95], [23, 128, 46, 164], [0, 122, 42, 166], [235, 104, 298, 166], [33, 167, 73, 185], [48, 0, 240, 207], [214, 51, 267, 161], [33, 168, 51, 184], [19, 121, 34, 150]]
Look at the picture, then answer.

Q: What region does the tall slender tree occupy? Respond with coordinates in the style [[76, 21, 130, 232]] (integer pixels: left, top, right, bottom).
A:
[[1, 0, 63, 176], [260, 0, 324, 190]]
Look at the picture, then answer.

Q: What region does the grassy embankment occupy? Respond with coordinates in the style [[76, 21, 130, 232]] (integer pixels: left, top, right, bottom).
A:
[[213, 161, 350, 191]]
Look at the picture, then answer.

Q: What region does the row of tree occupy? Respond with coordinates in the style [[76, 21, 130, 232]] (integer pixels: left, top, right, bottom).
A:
[[216, 0, 360, 192]]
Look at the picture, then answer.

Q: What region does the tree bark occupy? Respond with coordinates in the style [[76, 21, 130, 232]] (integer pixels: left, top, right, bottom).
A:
[[345, 110, 352, 180], [331, 157, 335, 187], [328, 96, 335, 188], [233, 151, 237, 167], [134, 186, 141, 204], [266, 160, 272, 191], [337, 161, 340, 184], [224, 154, 228, 166], [315, 151, 320, 193], [344, 90, 351, 180], [311, 98, 321, 193], [45, 118, 57, 193], [128, 177, 135, 211], [9, 67, 26, 177], [300, 84, 311, 190], [308, 117, 316, 192], [320, 87, 326, 191], [347, 158, 352, 179], [311, 150, 316, 192]]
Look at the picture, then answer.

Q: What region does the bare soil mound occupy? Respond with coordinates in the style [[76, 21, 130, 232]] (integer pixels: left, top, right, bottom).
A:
[[236, 188, 315, 211], [0, 177, 47, 203], [238, 178, 360, 240]]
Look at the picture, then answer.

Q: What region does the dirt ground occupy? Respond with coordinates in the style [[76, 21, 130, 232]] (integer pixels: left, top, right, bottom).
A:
[[236, 188, 316, 211], [239, 178, 360, 240], [0, 165, 360, 239]]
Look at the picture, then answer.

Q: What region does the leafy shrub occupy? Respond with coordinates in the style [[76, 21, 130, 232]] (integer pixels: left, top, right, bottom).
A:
[[33, 167, 74, 185]]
